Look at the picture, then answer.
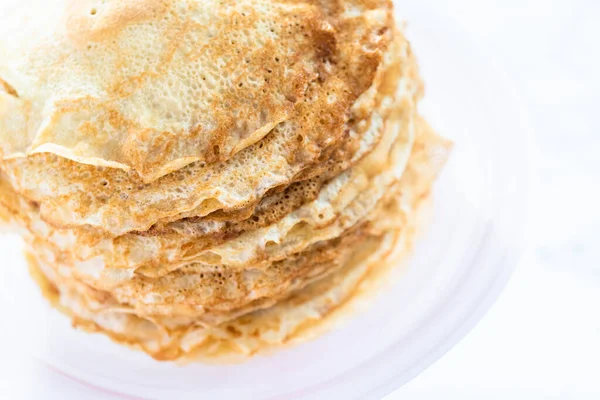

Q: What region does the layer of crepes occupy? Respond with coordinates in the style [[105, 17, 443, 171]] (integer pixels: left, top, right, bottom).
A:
[[27, 186, 407, 323], [0, 27, 419, 235], [1, 95, 416, 283], [28, 216, 376, 327], [20, 116, 450, 362], [10, 116, 452, 324], [27, 219, 408, 361], [0, 0, 396, 181]]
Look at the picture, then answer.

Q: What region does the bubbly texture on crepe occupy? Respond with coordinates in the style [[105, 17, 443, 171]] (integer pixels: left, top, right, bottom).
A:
[[0, 0, 452, 361], [1, 0, 349, 179], [0, 88, 416, 286], [1, 22, 418, 235]]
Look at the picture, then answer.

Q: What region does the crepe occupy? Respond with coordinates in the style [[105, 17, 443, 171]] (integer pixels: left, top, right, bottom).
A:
[[1, 95, 413, 281], [1, 112, 450, 305], [0, 1, 412, 236], [0, 0, 359, 180], [27, 209, 408, 361]]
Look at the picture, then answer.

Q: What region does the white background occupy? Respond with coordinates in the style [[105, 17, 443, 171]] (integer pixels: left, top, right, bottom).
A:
[[1, 0, 599, 398], [389, 0, 600, 399]]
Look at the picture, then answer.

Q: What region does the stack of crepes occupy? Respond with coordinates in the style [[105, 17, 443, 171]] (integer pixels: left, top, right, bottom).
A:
[[0, 0, 451, 360]]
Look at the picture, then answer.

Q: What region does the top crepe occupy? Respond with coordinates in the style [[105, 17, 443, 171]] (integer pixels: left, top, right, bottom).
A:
[[1, 1, 406, 234], [0, 0, 393, 181]]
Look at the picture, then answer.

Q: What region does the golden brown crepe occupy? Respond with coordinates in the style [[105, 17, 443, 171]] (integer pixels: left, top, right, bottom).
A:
[[0, 0, 451, 362]]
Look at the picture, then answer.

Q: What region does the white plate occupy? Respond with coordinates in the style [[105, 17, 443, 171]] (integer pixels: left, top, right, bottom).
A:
[[0, 1, 530, 398]]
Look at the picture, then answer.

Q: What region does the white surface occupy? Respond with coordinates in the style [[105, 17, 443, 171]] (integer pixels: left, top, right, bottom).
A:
[[0, 0, 598, 398], [389, 0, 600, 399]]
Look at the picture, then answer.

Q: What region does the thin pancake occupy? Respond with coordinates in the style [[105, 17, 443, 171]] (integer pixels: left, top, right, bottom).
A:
[[27, 222, 406, 361], [16, 116, 452, 324], [27, 219, 372, 325], [1, 91, 415, 280], [0, 0, 341, 180], [0, 38, 419, 279], [1, 23, 417, 235]]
